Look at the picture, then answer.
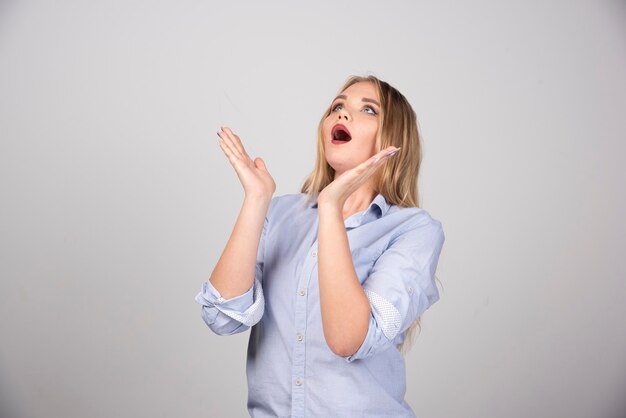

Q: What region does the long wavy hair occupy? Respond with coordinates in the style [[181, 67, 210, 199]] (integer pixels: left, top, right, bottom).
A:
[[301, 75, 428, 354]]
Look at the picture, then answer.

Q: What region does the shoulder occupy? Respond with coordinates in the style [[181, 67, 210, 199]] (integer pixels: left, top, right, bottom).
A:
[[270, 192, 309, 205], [266, 192, 313, 220], [268, 192, 310, 210], [385, 205, 445, 246]]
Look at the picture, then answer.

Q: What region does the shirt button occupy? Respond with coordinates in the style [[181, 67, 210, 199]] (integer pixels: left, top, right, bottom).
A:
[[296, 334, 304, 342], [311, 250, 317, 257], [298, 289, 306, 296], [295, 378, 302, 386], [408, 287, 414, 294]]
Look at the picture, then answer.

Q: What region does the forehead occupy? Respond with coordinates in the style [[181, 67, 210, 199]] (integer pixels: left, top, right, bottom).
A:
[[340, 81, 379, 100]]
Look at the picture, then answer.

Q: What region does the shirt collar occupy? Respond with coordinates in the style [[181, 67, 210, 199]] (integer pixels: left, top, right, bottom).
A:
[[311, 192, 391, 226]]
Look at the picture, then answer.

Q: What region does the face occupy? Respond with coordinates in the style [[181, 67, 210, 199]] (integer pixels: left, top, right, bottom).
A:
[[322, 82, 381, 176]]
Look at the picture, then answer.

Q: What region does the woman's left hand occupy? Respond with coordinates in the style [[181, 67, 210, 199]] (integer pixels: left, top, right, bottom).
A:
[[317, 146, 400, 209]]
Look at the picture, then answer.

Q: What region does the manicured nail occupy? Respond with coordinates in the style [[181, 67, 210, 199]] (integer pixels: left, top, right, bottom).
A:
[[386, 148, 400, 157]]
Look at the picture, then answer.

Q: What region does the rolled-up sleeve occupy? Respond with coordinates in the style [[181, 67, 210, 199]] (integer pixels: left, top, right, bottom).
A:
[[195, 276, 265, 335], [345, 218, 445, 362], [195, 213, 269, 336]]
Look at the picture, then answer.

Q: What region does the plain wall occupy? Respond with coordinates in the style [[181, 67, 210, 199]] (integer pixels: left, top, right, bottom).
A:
[[1, 1, 625, 417]]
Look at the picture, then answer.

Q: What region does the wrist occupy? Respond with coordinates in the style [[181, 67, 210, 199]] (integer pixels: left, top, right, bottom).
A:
[[243, 192, 273, 207], [317, 201, 343, 219], [317, 191, 344, 211]]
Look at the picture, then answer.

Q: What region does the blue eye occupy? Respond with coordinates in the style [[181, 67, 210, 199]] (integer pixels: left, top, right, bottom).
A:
[[363, 106, 378, 115], [331, 104, 343, 112]]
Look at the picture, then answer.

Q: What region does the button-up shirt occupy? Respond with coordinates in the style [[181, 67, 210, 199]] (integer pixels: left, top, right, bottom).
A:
[[195, 192, 445, 417]]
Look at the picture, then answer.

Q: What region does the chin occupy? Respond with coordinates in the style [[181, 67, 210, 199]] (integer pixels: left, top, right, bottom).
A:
[[325, 158, 342, 172], [326, 158, 356, 175]]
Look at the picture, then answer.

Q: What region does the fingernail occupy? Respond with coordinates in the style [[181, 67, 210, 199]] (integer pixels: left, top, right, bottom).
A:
[[386, 148, 400, 157], [216, 131, 222, 139]]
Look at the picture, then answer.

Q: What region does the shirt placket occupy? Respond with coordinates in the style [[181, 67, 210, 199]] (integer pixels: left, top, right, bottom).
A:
[[290, 240, 318, 417]]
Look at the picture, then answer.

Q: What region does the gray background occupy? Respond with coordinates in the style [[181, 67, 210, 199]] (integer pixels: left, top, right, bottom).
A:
[[1, 1, 625, 417]]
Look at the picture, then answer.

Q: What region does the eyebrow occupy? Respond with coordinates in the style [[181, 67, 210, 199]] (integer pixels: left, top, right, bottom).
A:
[[333, 94, 381, 108]]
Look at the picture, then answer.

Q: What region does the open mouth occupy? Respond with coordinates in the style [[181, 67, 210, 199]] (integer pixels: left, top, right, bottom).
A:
[[331, 124, 352, 143]]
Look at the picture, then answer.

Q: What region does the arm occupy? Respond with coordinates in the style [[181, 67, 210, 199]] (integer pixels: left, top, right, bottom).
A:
[[317, 204, 371, 356], [209, 194, 270, 299], [317, 147, 399, 356], [346, 219, 445, 362], [195, 127, 275, 334], [210, 126, 275, 297]]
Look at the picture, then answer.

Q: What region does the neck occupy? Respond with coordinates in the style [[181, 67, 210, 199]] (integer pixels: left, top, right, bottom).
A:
[[341, 182, 378, 220]]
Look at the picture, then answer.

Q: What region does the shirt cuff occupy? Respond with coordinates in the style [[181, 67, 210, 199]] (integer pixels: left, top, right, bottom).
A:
[[344, 314, 382, 362], [195, 278, 264, 327], [195, 279, 254, 312]]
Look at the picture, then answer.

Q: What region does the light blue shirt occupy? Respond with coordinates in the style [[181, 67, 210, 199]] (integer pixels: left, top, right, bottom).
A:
[[195, 192, 445, 417]]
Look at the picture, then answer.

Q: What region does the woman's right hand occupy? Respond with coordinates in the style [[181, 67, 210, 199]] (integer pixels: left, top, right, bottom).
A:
[[217, 126, 276, 199]]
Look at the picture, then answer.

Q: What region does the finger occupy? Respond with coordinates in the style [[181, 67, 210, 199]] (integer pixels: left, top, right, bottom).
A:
[[218, 139, 255, 183], [217, 129, 245, 160], [217, 134, 239, 164], [224, 127, 253, 161], [217, 132, 249, 170], [217, 128, 242, 158], [357, 148, 395, 171], [254, 157, 268, 172], [220, 127, 244, 155], [371, 146, 401, 165], [221, 127, 251, 161], [383, 146, 401, 157], [351, 147, 400, 180]]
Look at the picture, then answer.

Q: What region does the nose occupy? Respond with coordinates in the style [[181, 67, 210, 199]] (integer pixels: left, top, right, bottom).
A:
[[337, 108, 349, 121]]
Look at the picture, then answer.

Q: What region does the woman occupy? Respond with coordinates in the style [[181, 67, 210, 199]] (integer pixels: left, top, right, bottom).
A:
[[196, 75, 445, 417]]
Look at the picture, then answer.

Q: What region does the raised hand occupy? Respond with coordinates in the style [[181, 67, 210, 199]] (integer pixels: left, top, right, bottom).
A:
[[317, 146, 400, 208], [217, 127, 276, 199]]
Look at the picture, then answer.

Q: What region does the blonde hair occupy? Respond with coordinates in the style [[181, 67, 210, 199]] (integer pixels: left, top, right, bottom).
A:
[[301, 75, 427, 354]]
